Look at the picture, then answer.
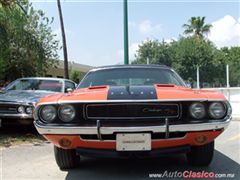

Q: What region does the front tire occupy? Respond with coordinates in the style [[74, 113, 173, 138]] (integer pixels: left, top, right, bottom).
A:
[[187, 141, 214, 166], [54, 146, 80, 170]]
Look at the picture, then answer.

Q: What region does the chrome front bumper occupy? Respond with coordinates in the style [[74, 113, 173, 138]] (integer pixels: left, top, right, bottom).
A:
[[0, 113, 33, 119], [34, 118, 231, 135]]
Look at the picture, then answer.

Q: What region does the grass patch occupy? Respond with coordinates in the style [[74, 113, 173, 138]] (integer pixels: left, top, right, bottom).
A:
[[0, 125, 46, 147], [0, 134, 46, 147]]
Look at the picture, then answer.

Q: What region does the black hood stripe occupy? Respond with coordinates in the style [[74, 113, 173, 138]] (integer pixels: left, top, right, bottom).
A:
[[107, 86, 157, 100]]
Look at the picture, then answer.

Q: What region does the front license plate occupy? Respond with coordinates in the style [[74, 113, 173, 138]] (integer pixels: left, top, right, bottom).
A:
[[116, 133, 151, 151]]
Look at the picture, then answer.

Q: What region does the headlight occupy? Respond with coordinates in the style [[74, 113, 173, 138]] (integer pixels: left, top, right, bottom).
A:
[[26, 107, 33, 114], [58, 105, 75, 122], [18, 106, 25, 113], [189, 102, 206, 119], [40, 105, 57, 122], [209, 102, 226, 119]]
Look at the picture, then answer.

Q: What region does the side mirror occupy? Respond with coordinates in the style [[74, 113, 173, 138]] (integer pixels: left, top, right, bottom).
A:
[[66, 88, 73, 93], [0, 88, 5, 93], [186, 83, 192, 88]]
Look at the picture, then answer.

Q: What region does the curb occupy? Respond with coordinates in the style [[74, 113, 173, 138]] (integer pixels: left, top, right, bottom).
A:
[[232, 116, 240, 121]]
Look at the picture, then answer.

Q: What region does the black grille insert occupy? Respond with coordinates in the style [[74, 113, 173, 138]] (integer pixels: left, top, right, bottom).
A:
[[0, 104, 18, 114], [80, 132, 186, 141], [86, 103, 180, 119]]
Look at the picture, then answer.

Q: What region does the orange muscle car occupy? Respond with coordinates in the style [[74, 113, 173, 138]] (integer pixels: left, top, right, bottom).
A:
[[34, 65, 232, 169]]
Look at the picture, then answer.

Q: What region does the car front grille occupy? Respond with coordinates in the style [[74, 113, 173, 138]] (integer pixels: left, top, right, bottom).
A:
[[85, 103, 180, 120], [0, 104, 18, 114]]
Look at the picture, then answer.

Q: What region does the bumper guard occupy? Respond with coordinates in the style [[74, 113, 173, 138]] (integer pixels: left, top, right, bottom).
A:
[[34, 117, 231, 136]]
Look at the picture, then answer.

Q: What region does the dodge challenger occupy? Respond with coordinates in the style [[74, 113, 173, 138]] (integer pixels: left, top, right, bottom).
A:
[[34, 65, 232, 169], [0, 77, 76, 126]]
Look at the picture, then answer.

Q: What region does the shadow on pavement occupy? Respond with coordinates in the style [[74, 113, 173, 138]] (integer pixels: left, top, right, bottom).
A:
[[65, 150, 240, 180], [0, 124, 44, 147], [0, 124, 38, 135]]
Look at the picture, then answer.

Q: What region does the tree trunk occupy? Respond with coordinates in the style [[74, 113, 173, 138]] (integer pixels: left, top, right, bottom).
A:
[[57, 0, 69, 79]]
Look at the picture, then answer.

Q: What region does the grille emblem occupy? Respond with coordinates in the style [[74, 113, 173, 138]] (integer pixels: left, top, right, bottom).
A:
[[142, 108, 177, 115], [143, 108, 162, 113]]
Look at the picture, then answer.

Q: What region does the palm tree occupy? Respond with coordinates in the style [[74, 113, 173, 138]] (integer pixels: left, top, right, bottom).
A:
[[183, 16, 212, 38], [57, 0, 69, 79]]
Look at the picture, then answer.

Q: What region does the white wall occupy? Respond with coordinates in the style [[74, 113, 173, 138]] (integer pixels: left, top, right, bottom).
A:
[[202, 87, 240, 120]]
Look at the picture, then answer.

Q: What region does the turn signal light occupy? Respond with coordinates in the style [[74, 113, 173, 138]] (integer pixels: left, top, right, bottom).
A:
[[194, 135, 207, 144], [59, 138, 72, 148]]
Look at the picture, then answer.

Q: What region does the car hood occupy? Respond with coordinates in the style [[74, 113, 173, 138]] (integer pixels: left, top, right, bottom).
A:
[[37, 85, 226, 105], [0, 90, 57, 105]]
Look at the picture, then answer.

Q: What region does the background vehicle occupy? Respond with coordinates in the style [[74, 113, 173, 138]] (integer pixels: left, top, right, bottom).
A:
[[0, 77, 76, 126]]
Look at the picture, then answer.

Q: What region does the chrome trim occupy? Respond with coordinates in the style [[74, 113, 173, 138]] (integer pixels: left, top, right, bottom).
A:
[[39, 105, 57, 123], [0, 113, 33, 119], [34, 105, 42, 121], [97, 120, 102, 141], [165, 118, 169, 138], [85, 103, 180, 119], [208, 101, 227, 119], [13, 77, 68, 81], [87, 65, 169, 73], [58, 104, 76, 122], [0, 101, 32, 106], [36, 99, 227, 106], [34, 117, 231, 135]]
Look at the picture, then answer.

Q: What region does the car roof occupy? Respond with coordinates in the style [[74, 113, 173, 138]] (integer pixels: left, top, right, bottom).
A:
[[16, 77, 73, 82], [90, 64, 170, 72]]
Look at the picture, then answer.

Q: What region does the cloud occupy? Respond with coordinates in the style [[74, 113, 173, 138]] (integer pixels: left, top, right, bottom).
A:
[[129, 20, 162, 36], [129, 43, 140, 59], [138, 20, 162, 35], [208, 15, 240, 47]]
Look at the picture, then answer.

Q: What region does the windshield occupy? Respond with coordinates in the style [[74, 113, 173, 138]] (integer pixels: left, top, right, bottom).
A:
[[78, 68, 186, 88], [5, 79, 63, 92]]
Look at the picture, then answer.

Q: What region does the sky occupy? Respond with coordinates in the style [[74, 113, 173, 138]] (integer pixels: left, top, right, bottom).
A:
[[30, 0, 240, 66]]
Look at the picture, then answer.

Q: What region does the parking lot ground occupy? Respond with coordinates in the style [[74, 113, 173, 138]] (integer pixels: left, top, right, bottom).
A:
[[1, 121, 240, 180]]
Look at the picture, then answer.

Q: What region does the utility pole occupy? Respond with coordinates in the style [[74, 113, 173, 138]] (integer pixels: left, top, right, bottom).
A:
[[197, 66, 200, 89], [226, 64, 230, 88], [226, 64, 230, 101], [123, 0, 129, 64], [57, 0, 69, 79]]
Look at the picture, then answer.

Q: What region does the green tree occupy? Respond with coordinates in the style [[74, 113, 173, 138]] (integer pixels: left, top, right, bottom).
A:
[[173, 37, 219, 85], [215, 47, 240, 86], [183, 17, 212, 38], [0, 0, 15, 9], [132, 39, 175, 66], [132, 16, 240, 88], [0, 1, 59, 82], [132, 37, 223, 87], [70, 70, 80, 83]]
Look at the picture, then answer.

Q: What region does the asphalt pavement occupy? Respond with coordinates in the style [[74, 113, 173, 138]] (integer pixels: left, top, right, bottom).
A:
[[1, 121, 240, 180]]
